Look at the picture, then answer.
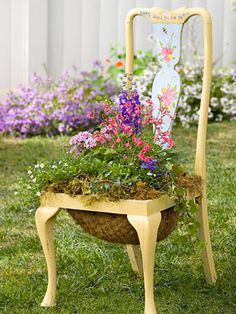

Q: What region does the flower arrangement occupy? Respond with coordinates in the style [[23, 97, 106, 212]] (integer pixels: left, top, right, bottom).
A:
[[0, 62, 118, 137], [107, 46, 236, 127], [25, 80, 201, 241]]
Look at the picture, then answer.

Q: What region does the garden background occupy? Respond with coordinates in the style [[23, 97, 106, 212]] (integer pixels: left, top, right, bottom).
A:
[[0, 0, 235, 98]]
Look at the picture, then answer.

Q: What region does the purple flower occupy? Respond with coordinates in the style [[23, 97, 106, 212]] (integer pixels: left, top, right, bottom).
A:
[[118, 89, 142, 134], [69, 131, 97, 155], [141, 159, 159, 172], [0, 63, 118, 137]]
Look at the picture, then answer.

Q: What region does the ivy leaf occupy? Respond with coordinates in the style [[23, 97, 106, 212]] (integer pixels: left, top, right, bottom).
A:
[[115, 177, 121, 187], [103, 183, 110, 191]]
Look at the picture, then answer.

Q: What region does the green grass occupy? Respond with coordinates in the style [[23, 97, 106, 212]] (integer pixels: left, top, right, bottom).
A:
[[0, 122, 236, 313]]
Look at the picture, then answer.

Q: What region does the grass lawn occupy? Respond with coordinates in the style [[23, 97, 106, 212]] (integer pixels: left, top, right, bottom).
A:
[[0, 121, 236, 314]]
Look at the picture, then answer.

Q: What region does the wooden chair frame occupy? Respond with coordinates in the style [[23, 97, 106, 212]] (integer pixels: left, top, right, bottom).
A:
[[35, 7, 216, 314]]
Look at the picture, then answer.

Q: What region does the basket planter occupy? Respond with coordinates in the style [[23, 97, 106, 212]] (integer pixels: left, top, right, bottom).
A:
[[67, 207, 178, 244], [40, 192, 178, 244]]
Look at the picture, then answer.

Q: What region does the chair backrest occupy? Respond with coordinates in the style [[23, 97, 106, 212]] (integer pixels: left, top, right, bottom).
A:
[[125, 6, 212, 180]]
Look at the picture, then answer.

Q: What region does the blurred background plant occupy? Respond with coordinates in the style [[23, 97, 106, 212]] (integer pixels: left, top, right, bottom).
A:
[[0, 61, 118, 137]]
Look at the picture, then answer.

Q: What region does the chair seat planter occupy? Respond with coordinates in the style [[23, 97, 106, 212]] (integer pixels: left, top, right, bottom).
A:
[[41, 192, 178, 244]]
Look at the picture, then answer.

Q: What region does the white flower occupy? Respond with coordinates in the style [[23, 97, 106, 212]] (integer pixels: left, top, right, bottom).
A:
[[35, 163, 39, 168], [32, 178, 36, 182], [52, 165, 57, 169], [208, 111, 213, 119], [14, 191, 18, 195], [58, 160, 62, 165], [215, 114, 223, 122], [137, 50, 145, 58], [40, 163, 45, 169], [36, 192, 41, 196], [64, 163, 68, 166], [147, 172, 153, 176], [27, 170, 32, 175]]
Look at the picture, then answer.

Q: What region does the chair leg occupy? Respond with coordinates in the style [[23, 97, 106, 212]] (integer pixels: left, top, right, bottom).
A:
[[35, 206, 61, 307], [126, 245, 143, 277], [127, 212, 161, 314], [198, 191, 217, 284]]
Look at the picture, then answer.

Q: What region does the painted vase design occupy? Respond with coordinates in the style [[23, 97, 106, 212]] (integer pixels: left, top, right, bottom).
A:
[[151, 23, 183, 148]]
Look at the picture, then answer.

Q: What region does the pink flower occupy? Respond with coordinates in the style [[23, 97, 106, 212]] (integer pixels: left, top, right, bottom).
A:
[[162, 47, 174, 62], [133, 138, 143, 146], [103, 102, 114, 115], [86, 111, 95, 119], [160, 88, 175, 108], [138, 152, 146, 161], [138, 152, 153, 163], [122, 125, 134, 136], [124, 142, 131, 148], [69, 131, 97, 154], [116, 138, 122, 143], [142, 144, 151, 153], [94, 129, 111, 144]]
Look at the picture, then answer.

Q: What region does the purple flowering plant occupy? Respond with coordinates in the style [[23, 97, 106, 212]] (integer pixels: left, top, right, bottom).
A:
[[0, 61, 118, 137]]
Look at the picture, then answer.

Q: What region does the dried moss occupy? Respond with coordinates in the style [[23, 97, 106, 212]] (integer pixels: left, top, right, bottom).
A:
[[47, 172, 202, 204], [176, 173, 202, 198]]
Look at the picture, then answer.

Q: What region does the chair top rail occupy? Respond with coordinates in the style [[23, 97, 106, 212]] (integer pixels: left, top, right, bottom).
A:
[[126, 7, 212, 25]]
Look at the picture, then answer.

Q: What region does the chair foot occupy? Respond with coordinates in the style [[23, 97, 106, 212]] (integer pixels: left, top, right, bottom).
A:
[[128, 212, 162, 314], [198, 193, 217, 284], [126, 245, 143, 277], [35, 206, 61, 307]]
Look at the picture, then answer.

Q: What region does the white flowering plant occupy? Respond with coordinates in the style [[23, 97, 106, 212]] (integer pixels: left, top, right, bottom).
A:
[[107, 46, 236, 127]]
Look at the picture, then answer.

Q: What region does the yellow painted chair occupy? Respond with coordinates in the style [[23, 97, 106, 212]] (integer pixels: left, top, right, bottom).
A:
[[35, 7, 216, 314]]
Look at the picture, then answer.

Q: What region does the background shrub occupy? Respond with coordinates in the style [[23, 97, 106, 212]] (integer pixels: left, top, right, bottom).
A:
[[0, 62, 118, 137]]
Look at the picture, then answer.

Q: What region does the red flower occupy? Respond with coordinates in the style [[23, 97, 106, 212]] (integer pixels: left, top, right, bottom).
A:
[[115, 60, 124, 68]]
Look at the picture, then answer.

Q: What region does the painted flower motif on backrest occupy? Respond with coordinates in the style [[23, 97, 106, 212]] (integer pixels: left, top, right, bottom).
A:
[[157, 84, 178, 111], [151, 24, 183, 148], [158, 30, 177, 64]]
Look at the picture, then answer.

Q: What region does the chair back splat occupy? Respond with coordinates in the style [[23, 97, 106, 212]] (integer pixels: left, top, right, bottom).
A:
[[152, 23, 182, 147], [125, 7, 212, 179]]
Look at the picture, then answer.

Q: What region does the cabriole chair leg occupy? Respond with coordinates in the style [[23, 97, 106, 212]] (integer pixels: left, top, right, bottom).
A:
[[128, 212, 162, 314], [35, 206, 61, 307], [198, 192, 217, 284]]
